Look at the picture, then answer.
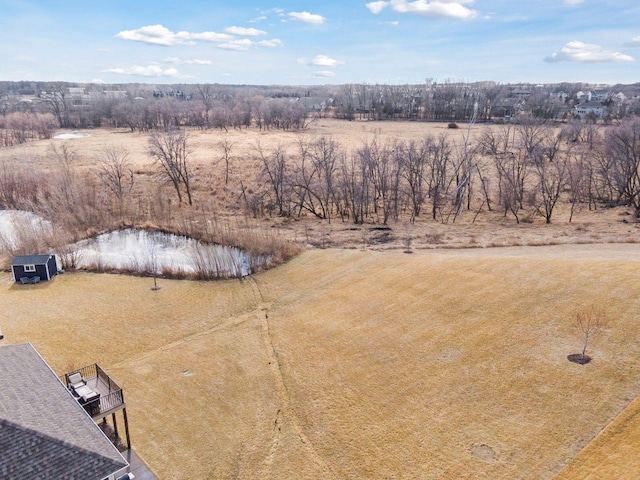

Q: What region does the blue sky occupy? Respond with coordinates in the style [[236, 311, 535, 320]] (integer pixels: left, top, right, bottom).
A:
[[2, 0, 640, 85]]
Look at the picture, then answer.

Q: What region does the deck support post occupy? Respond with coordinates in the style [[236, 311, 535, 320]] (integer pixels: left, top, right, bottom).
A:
[[112, 412, 119, 440], [123, 408, 131, 450]]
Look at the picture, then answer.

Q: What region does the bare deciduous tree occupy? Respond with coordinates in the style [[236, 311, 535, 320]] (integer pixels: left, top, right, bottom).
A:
[[217, 138, 234, 185], [572, 304, 607, 363], [95, 146, 134, 222], [149, 129, 193, 206], [399, 139, 429, 223], [604, 119, 640, 218], [255, 142, 291, 216], [531, 130, 570, 224]]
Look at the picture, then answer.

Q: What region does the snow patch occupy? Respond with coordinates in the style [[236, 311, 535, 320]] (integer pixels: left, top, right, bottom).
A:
[[53, 131, 90, 140]]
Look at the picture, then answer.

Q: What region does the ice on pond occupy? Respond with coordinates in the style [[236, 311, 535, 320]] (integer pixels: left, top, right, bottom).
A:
[[0, 210, 262, 278], [0, 210, 53, 249], [73, 228, 257, 278], [53, 131, 90, 140]]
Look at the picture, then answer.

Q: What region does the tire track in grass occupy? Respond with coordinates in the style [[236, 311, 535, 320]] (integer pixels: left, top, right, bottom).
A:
[[248, 275, 335, 479], [111, 310, 253, 370]]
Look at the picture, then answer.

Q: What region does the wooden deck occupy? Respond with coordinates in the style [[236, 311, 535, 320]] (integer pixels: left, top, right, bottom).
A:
[[60, 364, 126, 420]]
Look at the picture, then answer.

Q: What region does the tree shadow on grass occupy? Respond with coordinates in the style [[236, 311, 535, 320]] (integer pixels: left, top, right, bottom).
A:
[[568, 353, 592, 365]]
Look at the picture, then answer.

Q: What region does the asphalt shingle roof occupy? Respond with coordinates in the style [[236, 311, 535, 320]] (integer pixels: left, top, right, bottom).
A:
[[11, 255, 53, 266], [0, 343, 128, 480]]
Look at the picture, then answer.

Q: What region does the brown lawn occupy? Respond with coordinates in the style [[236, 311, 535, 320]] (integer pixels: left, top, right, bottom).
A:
[[2, 245, 640, 479]]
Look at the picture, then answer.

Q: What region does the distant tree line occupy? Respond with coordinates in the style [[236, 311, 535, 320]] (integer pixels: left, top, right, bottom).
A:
[[2, 81, 640, 134], [1, 82, 315, 131]]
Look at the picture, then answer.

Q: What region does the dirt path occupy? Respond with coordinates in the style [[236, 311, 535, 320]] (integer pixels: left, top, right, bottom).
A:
[[248, 275, 336, 479]]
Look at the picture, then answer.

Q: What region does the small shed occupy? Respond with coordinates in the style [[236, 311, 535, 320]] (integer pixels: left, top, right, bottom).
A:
[[11, 254, 58, 283]]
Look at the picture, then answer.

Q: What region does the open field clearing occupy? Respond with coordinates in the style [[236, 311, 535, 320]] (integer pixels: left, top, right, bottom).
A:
[[2, 245, 640, 479]]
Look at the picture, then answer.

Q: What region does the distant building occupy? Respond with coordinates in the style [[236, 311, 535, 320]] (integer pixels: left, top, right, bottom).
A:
[[573, 101, 605, 119]]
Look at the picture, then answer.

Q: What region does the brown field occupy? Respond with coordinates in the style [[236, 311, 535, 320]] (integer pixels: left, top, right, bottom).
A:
[[2, 118, 639, 257], [2, 245, 640, 479]]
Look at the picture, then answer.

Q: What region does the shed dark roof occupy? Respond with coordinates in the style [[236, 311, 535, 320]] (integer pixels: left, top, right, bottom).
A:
[[0, 343, 128, 480], [11, 254, 54, 266]]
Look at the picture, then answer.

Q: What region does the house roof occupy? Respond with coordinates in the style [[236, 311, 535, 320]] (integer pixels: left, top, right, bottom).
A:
[[11, 254, 53, 266], [574, 101, 604, 109], [0, 343, 128, 480]]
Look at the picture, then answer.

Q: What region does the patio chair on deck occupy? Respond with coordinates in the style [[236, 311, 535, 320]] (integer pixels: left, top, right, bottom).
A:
[[67, 372, 86, 390]]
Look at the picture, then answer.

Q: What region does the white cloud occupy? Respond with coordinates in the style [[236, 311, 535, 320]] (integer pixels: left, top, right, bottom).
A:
[[545, 41, 634, 63], [563, 0, 584, 4], [189, 31, 236, 42], [103, 64, 181, 77], [289, 11, 325, 25], [164, 57, 212, 65], [258, 39, 285, 47], [217, 39, 253, 51], [115, 24, 233, 46], [225, 26, 267, 37], [314, 71, 336, 78], [625, 36, 640, 47], [381, 21, 400, 25], [375, 0, 477, 20], [250, 15, 268, 23], [311, 55, 342, 67], [366, 1, 389, 14]]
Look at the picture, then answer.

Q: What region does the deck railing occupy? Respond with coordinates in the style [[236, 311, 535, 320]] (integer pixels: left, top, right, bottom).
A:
[[60, 363, 125, 417]]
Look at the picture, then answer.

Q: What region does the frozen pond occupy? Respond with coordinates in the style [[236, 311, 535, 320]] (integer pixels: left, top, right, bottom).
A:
[[1, 210, 263, 278], [73, 229, 256, 278], [0, 210, 52, 250], [53, 131, 90, 140]]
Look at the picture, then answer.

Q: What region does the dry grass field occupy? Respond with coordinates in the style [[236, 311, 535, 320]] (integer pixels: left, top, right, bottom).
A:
[[2, 245, 640, 479], [2, 118, 639, 256]]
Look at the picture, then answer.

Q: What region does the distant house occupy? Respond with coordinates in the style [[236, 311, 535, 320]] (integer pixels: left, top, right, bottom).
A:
[[576, 90, 590, 102], [11, 254, 58, 283], [550, 89, 568, 102], [590, 89, 610, 102], [573, 101, 605, 120], [512, 88, 531, 98], [0, 343, 129, 480]]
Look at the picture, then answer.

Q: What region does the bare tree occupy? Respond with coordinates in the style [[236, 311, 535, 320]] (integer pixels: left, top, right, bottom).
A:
[[51, 142, 79, 210], [291, 136, 341, 221], [493, 150, 529, 223], [361, 138, 399, 224], [425, 134, 455, 222], [148, 129, 193, 206], [603, 119, 640, 218], [571, 305, 607, 363], [399, 139, 429, 222], [531, 130, 570, 224], [94, 146, 134, 222], [196, 83, 215, 127], [43, 83, 71, 128], [255, 142, 291, 216], [340, 150, 371, 224], [217, 138, 234, 185], [566, 152, 592, 222]]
